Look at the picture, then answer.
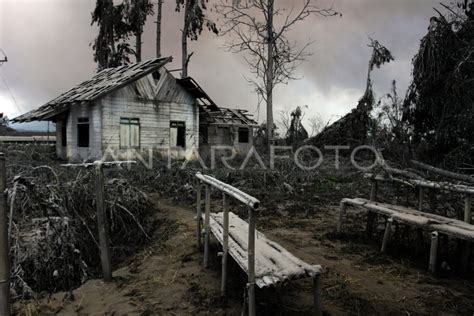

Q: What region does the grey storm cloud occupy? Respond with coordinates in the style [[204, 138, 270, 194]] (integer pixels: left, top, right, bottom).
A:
[[0, 0, 442, 129]]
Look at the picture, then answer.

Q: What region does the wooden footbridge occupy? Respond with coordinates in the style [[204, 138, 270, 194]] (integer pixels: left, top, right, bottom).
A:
[[195, 172, 323, 316], [339, 161, 474, 273]]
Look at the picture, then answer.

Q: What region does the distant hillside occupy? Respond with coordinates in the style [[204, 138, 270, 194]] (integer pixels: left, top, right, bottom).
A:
[[0, 125, 54, 137]]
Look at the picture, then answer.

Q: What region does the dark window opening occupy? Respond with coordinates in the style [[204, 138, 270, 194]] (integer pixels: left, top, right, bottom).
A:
[[200, 126, 208, 144], [77, 117, 89, 148], [152, 70, 161, 81], [238, 128, 250, 143], [61, 122, 67, 147], [170, 121, 186, 148]]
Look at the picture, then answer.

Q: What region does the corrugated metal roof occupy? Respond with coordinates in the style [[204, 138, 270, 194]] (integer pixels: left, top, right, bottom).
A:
[[13, 57, 172, 122]]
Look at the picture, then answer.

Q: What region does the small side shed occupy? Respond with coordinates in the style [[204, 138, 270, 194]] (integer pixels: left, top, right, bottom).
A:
[[199, 106, 258, 154]]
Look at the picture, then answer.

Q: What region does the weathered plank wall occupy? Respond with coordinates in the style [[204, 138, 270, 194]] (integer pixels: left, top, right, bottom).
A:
[[60, 101, 102, 162], [101, 69, 199, 159], [202, 125, 253, 155]]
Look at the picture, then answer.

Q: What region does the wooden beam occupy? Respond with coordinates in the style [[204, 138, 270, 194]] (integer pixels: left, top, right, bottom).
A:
[[94, 164, 112, 282], [0, 153, 10, 315]]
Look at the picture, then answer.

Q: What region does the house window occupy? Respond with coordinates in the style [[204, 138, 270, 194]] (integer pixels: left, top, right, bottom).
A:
[[238, 127, 250, 143], [170, 121, 186, 148], [120, 118, 140, 148], [61, 121, 67, 147], [77, 117, 89, 148]]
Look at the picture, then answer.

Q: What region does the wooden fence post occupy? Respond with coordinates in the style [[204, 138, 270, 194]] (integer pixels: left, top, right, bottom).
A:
[[95, 164, 112, 282], [203, 185, 211, 268], [196, 183, 202, 250], [337, 201, 346, 233], [312, 274, 322, 316], [381, 218, 393, 253], [248, 207, 256, 316], [221, 193, 229, 297], [429, 231, 439, 273], [464, 196, 471, 224], [418, 187, 423, 211], [0, 153, 10, 315], [366, 180, 378, 238], [461, 196, 472, 272]]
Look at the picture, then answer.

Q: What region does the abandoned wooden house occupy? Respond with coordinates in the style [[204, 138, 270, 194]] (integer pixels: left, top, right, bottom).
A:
[[12, 57, 257, 161]]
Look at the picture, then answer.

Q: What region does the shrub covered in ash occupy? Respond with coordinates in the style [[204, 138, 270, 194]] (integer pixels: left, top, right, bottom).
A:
[[6, 161, 154, 298]]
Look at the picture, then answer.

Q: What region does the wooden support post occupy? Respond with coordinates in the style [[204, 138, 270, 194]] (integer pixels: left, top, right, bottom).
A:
[[370, 180, 378, 201], [221, 193, 229, 297], [461, 196, 472, 272], [381, 218, 393, 253], [203, 185, 211, 268], [418, 188, 423, 211], [95, 164, 112, 282], [312, 274, 322, 316], [405, 186, 410, 207], [429, 231, 439, 273], [464, 196, 472, 224], [337, 201, 346, 233], [196, 183, 202, 250], [247, 207, 256, 316], [366, 181, 378, 238], [0, 154, 10, 315]]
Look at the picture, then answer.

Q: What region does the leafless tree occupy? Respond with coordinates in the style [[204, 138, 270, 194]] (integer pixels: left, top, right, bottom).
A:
[[278, 110, 291, 136], [215, 0, 338, 152], [308, 114, 324, 137]]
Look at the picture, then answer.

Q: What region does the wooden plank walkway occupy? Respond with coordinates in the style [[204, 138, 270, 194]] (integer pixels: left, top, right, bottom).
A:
[[205, 211, 322, 288], [341, 198, 474, 241]]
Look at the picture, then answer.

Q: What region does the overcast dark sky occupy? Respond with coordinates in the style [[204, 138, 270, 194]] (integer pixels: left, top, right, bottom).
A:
[[0, 0, 442, 130]]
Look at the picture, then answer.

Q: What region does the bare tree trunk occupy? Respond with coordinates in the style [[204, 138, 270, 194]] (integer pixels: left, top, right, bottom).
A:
[[156, 0, 162, 58], [181, 0, 190, 78], [266, 0, 274, 153], [136, 32, 142, 62]]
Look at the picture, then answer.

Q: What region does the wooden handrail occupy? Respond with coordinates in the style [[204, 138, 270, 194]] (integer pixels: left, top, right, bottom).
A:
[[364, 173, 474, 195], [411, 160, 474, 184], [196, 172, 260, 210]]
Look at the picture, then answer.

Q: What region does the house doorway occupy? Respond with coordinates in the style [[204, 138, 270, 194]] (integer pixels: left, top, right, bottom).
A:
[[170, 121, 186, 148]]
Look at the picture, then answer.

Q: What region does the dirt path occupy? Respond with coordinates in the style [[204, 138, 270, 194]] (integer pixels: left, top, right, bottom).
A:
[[13, 194, 474, 315]]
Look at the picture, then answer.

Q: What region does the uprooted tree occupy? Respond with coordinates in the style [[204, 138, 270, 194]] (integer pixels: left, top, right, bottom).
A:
[[403, 1, 474, 165], [215, 0, 339, 153]]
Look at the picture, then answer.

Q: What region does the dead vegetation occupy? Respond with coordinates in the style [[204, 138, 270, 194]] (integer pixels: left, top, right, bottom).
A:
[[2, 144, 155, 299]]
